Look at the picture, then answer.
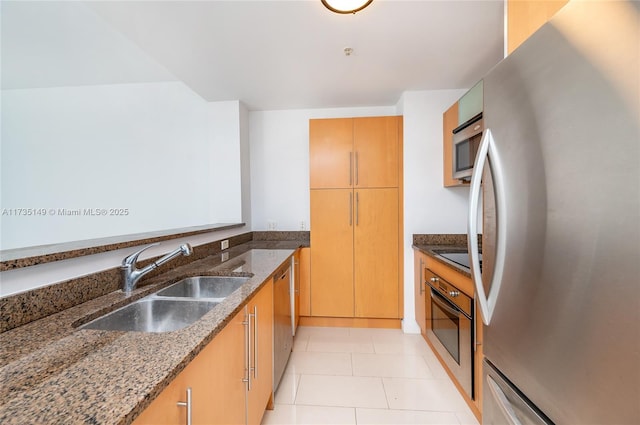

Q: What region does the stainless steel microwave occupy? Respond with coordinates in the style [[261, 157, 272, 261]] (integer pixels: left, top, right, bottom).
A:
[[452, 113, 483, 181]]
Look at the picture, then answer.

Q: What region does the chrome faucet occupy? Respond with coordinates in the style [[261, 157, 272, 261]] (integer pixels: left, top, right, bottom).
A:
[[121, 242, 193, 295]]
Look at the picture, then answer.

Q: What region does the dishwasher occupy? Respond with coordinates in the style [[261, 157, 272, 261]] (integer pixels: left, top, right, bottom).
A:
[[272, 262, 293, 391]]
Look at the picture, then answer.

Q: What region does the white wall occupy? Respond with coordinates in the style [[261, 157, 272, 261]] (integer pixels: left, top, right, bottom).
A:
[[249, 106, 396, 231], [398, 89, 470, 332], [1, 84, 244, 250], [208, 100, 244, 223], [1, 1, 246, 252]]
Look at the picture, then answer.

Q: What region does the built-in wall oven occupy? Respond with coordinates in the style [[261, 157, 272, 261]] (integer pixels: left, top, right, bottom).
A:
[[425, 268, 474, 399]]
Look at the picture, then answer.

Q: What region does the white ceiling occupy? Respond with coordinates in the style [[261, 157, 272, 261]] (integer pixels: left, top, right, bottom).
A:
[[2, 0, 505, 111]]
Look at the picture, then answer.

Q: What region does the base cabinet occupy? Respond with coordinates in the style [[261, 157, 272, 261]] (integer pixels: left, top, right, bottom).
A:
[[132, 308, 245, 425], [133, 281, 274, 425], [246, 281, 274, 425], [297, 247, 311, 318], [413, 250, 427, 336]]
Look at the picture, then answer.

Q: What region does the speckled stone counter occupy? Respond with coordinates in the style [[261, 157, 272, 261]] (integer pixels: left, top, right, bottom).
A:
[[412, 233, 474, 278], [0, 243, 302, 424]]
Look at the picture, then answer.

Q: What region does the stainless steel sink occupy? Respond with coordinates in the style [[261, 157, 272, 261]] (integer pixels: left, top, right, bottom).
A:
[[81, 298, 218, 333], [156, 276, 249, 300]]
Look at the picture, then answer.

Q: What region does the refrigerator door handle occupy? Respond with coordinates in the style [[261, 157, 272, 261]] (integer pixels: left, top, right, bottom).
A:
[[468, 128, 507, 325], [487, 375, 523, 425]]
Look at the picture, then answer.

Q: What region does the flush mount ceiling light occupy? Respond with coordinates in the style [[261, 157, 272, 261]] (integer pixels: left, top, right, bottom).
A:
[[321, 0, 373, 14]]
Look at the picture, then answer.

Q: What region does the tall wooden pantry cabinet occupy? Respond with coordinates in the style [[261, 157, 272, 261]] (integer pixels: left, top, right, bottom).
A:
[[309, 116, 403, 321]]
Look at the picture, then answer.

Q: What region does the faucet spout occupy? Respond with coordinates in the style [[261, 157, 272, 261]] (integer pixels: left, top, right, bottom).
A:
[[121, 243, 192, 295]]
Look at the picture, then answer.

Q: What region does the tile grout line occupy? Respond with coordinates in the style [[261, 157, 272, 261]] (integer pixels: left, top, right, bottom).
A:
[[380, 376, 391, 410], [292, 373, 302, 405]]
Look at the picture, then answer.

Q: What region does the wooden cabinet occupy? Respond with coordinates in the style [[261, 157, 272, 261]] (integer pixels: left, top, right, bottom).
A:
[[297, 247, 311, 317], [208, 309, 247, 425], [134, 281, 274, 425], [309, 116, 402, 320], [353, 188, 399, 318], [293, 252, 301, 327], [352, 117, 400, 188], [507, 0, 569, 54], [310, 189, 354, 317], [309, 118, 353, 189], [442, 102, 466, 187], [310, 116, 400, 189], [413, 250, 427, 336], [246, 281, 274, 425], [133, 309, 245, 425]]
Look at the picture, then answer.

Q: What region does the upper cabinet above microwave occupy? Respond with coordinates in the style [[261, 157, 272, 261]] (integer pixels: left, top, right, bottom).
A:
[[458, 80, 483, 126], [443, 81, 483, 187]]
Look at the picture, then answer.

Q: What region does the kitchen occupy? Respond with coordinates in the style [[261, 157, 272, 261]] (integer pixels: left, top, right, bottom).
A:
[[1, 1, 638, 424]]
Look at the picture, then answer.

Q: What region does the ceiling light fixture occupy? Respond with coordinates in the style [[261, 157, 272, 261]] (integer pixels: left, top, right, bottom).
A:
[[321, 0, 373, 14]]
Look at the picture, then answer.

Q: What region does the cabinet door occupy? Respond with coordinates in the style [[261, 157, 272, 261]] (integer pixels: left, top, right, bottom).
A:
[[208, 309, 247, 425], [310, 189, 354, 317], [247, 281, 274, 425], [443, 102, 466, 187], [294, 252, 301, 327], [309, 118, 353, 189], [353, 117, 399, 188], [354, 188, 399, 318], [298, 247, 311, 317], [133, 335, 217, 424], [414, 250, 427, 335]]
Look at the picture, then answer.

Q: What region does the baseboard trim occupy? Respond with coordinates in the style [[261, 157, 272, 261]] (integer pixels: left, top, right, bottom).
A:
[[298, 316, 402, 329]]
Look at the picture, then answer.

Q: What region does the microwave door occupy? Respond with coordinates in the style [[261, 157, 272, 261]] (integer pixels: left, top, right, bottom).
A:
[[455, 140, 472, 175]]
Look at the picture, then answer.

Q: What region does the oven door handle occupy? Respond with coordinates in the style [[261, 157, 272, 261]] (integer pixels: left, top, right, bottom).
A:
[[431, 288, 468, 319]]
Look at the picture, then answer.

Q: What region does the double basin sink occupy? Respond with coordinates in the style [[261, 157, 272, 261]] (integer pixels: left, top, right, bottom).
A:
[[81, 276, 249, 333]]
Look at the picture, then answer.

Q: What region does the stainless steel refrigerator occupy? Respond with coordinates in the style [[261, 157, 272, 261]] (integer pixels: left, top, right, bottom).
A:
[[466, 1, 640, 424]]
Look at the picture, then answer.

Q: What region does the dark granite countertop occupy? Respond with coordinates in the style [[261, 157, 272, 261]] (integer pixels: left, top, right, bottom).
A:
[[0, 241, 304, 424], [411, 234, 476, 278], [413, 244, 472, 278]]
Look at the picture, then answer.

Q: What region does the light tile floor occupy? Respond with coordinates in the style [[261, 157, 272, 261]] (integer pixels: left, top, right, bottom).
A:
[[261, 326, 479, 425]]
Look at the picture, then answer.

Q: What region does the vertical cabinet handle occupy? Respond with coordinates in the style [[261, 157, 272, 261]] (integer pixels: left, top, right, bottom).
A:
[[355, 192, 359, 225], [176, 387, 192, 425], [252, 305, 258, 379], [349, 192, 353, 226], [243, 310, 251, 390], [355, 152, 359, 185], [349, 152, 353, 186]]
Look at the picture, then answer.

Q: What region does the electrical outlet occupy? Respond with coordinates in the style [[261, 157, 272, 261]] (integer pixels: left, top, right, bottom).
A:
[[268, 221, 277, 230], [300, 221, 306, 230], [221, 252, 229, 262], [221, 239, 229, 250]]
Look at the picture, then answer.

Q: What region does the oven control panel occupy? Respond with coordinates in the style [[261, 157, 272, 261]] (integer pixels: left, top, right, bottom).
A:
[[425, 269, 472, 317]]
